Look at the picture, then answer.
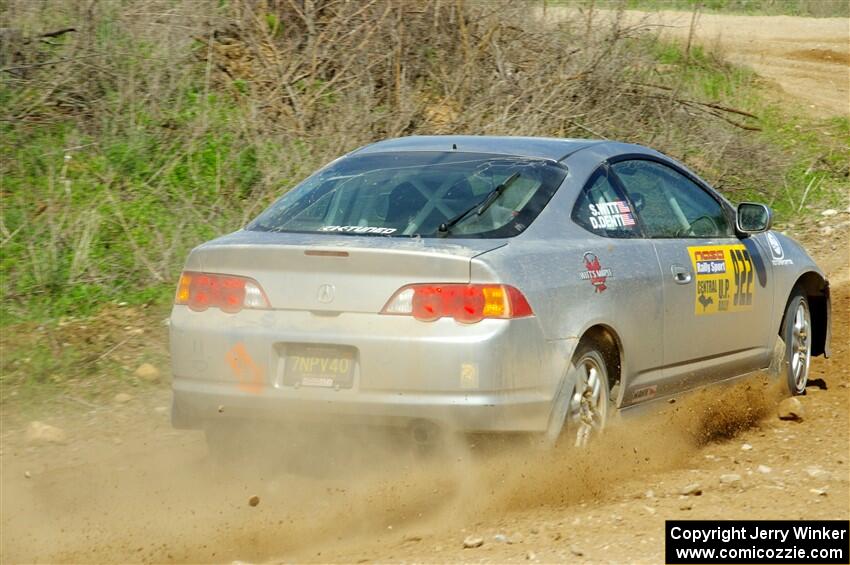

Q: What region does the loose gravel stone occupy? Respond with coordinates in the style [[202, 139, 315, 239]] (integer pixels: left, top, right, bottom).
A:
[[778, 397, 805, 421], [25, 421, 66, 444], [570, 545, 584, 556], [134, 363, 161, 382], [805, 466, 832, 480], [681, 483, 703, 496]]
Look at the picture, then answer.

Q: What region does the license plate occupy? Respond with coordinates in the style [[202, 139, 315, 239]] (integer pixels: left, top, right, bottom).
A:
[[284, 345, 355, 388]]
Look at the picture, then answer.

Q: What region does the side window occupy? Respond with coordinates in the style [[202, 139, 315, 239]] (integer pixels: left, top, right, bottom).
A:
[[610, 160, 731, 238], [571, 167, 639, 238]]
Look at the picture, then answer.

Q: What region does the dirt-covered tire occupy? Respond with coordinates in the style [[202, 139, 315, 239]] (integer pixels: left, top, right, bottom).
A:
[[781, 290, 812, 395], [546, 342, 613, 447]]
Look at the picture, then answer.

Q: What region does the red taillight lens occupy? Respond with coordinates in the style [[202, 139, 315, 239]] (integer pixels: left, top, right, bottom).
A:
[[382, 284, 533, 323], [174, 271, 270, 313], [411, 285, 443, 322]]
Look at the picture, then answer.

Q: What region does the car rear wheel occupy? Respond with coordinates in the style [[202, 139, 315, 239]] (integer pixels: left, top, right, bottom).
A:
[[782, 290, 811, 395], [546, 342, 613, 447]]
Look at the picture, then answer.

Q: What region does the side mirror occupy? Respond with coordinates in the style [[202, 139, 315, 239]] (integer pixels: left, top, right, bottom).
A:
[[736, 202, 772, 234]]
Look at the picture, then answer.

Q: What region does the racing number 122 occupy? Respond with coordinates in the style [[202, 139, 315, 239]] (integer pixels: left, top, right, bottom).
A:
[[730, 248, 753, 307]]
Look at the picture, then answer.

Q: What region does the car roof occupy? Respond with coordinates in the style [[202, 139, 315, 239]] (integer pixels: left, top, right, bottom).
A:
[[352, 135, 607, 162]]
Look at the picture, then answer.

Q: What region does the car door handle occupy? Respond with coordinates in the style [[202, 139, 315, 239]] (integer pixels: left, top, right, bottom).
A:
[[671, 264, 692, 284]]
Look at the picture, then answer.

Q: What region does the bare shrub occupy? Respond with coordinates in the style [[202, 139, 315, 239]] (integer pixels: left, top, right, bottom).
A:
[[0, 0, 781, 319]]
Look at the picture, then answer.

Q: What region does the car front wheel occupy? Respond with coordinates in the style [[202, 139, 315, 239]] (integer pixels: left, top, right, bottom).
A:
[[782, 290, 812, 395]]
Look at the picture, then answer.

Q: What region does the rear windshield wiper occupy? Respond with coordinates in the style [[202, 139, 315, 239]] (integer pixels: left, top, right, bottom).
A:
[[437, 172, 521, 237]]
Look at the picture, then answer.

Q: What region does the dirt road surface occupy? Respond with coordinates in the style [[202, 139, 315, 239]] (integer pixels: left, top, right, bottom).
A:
[[1, 234, 847, 564], [550, 8, 850, 118], [2, 11, 850, 565]]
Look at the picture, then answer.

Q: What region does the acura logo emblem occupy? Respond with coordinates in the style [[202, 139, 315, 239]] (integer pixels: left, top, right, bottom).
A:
[[317, 284, 335, 303]]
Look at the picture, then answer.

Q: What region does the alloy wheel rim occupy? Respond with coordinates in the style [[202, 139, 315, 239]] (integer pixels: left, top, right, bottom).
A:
[[571, 356, 606, 447], [790, 302, 811, 391]]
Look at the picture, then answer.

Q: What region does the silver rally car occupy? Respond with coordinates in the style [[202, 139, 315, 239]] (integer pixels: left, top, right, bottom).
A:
[[169, 136, 830, 447]]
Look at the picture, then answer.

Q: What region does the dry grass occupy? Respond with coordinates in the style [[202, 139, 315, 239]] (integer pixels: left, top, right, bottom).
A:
[[1, 0, 784, 322]]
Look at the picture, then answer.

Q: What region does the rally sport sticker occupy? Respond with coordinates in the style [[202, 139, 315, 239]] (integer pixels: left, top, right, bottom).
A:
[[688, 244, 754, 315]]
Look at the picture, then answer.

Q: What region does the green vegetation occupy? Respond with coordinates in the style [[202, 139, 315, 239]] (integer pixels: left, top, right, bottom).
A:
[[0, 303, 169, 419], [1, 103, 278, 322], [1, 0, 847, 402], [758, 111, 850, 215], [642, 40, 849, 219]]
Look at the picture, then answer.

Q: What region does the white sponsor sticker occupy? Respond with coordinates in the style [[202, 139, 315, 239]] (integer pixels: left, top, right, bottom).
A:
[[766, 232, 793, 266], [460, 363, 479, 389], [301, 376, 335, 387], [319, 225, 397, 235], [588, 201, 636, 230]]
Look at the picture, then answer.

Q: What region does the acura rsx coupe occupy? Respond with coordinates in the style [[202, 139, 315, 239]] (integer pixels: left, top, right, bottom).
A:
[[169, 136, 830, 449]]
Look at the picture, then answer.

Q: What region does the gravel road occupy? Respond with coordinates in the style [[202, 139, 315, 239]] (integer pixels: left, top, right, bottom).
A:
[[547, 8, 850, 117]]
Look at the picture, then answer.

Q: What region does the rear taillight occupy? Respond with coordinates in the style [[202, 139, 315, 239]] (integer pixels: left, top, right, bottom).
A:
[[174, 271, 270, 313], [381, 284, 533, 323]]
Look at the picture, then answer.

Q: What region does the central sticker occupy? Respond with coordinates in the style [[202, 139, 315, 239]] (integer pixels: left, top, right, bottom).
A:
[[688, 244, 755, 315]]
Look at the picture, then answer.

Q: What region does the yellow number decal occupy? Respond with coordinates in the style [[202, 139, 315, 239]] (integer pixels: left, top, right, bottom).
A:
[[688, 245, 754, 315]]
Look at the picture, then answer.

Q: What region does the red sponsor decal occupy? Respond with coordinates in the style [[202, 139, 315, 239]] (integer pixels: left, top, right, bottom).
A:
[[580, 252, 613, 293], [694, 249, 724, 261]]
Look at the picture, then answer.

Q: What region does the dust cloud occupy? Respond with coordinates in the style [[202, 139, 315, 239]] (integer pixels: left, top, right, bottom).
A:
[[447, 373, 785, 518], [2, 372, 784, 563]]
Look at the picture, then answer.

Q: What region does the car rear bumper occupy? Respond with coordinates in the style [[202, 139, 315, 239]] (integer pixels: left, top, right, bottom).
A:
[[172, 380, 553, 432], [169, 306, 573, 433]]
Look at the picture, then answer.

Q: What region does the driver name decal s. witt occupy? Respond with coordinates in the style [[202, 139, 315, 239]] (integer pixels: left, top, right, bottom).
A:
[[688, 244, 754, 315], [588, 200, 636, 230]]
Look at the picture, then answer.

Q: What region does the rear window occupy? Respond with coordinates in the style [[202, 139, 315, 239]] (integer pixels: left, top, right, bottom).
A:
[[247, 151, 568, 238]]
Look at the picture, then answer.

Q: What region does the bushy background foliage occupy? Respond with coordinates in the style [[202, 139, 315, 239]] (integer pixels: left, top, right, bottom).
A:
[[1, 0, 845, 323]]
